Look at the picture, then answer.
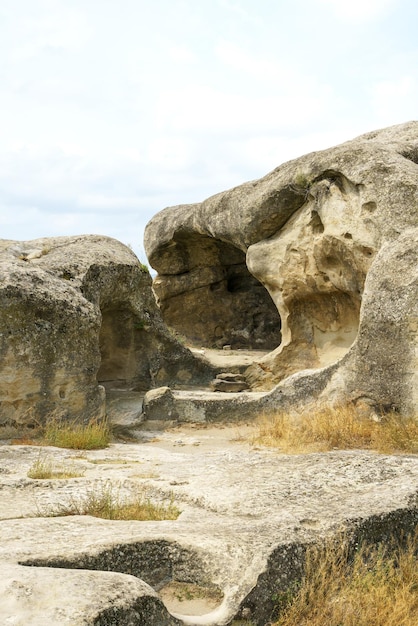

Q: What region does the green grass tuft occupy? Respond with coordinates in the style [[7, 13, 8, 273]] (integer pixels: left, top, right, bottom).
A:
[[45, 481, 180, 521], [42, 418, 111, 450], [27, 453, 84, 479]]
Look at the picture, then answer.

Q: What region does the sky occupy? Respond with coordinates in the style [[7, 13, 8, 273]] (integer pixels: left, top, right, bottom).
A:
[[0, 0, 417, 263]]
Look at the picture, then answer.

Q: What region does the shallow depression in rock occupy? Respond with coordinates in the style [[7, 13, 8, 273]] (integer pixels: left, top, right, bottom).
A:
[[159, 581, 224, 616], [19, 539, 225, 621]]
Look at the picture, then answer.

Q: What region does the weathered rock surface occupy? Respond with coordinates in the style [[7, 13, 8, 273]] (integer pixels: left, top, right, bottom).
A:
[[0, 235, 214, 434], [0, 431, 417, 625], [145, 121, 418, 415]]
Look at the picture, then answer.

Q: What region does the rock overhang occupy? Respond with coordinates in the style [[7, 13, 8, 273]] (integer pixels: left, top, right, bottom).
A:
[[144, 121, 418, 414]]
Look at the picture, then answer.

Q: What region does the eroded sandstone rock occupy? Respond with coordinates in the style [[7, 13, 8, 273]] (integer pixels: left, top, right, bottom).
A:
[[0, 236, 214, 433], [145, 122, 418, 414]]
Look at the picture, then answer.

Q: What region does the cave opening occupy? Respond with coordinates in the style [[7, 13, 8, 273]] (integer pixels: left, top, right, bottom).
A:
[[152, 233, 282, 350]]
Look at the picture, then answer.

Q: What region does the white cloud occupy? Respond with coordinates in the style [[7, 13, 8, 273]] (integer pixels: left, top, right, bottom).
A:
[[215, 40, 292, 81], [318, 0, 398, 22], [169, 45, 198, 64], [216, 0, 262, 26], [2, 3, 90, 61], [0, 0, 416, 261], [155, 82, 336, 135], [370, 76, 418, 123], [147, 137, 194, 170]]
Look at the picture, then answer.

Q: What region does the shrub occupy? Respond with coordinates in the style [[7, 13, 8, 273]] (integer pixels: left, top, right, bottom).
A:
[[372, 413, 418, 453], [290, 170, 314, 198]]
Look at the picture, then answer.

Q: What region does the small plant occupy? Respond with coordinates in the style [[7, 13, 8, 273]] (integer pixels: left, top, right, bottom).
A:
[[60, 269, 73, 280], [254, 405, 418, 454], [130, 471, 160, 479], [290, 170, 314, 199], [27, 453, 84, 479], [45, 481, 180, 521], [42, 418, 111, 450], [274, 532, 418, 626], [139, 261, 149, 272]]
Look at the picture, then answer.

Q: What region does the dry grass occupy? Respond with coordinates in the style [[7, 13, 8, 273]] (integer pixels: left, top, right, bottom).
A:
[[274, 532, 418, 626], [254, 405, 418, 454], [27, 453, 84, 479], [374, 413, 418, 453], [42, 418, 111, 450], [46, 481, 180, 521]]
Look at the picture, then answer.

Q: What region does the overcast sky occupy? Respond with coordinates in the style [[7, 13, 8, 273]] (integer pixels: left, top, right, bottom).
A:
[[0, 0, 417, 262]]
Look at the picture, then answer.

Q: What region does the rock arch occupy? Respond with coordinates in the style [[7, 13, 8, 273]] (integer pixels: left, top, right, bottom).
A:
[[145, 121, 418, 413]]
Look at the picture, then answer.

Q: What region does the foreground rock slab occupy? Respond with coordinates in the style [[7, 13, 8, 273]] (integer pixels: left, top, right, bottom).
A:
[[1, 428, 417, 625]]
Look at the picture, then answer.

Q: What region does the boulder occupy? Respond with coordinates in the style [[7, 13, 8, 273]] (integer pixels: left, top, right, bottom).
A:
[[145, 122, 418, 415], [0, 235, 214, 433]]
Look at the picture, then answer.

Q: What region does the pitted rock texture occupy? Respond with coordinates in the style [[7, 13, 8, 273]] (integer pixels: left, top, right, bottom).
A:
[[145, 122, 418, 414], [1, 430, 418, 625], [0, 235, 213, 432]]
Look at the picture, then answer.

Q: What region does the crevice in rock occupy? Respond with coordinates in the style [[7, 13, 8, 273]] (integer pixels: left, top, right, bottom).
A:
[[313, 169, 347, 192], [97, 305, 153, 391], [309, 210, 324, 235], [399, 147, 418, 165]]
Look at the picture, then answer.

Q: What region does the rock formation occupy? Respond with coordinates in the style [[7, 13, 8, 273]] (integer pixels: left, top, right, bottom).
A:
[[1, 124, 418, 626], [0, 235, 213, 434], [145, 121, 418, 416]]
